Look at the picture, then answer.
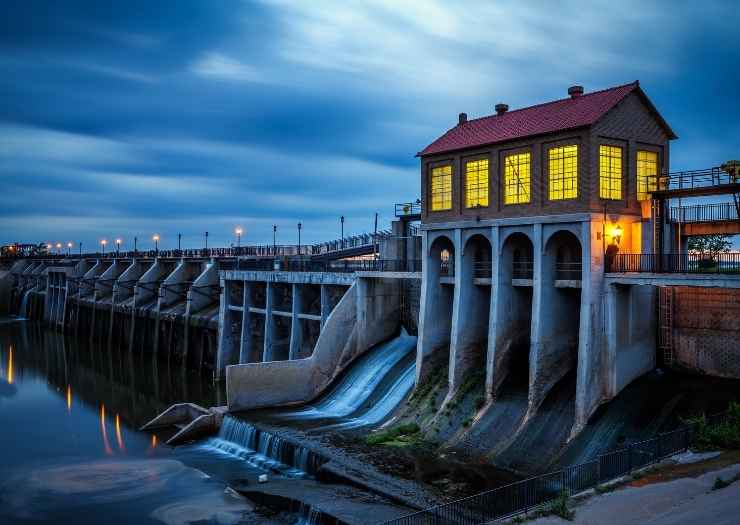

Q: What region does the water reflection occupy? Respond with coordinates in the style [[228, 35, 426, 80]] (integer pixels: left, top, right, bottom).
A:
[[67, 384, 72, 413], [115, 413, 126, 451], [101, 404, 113, 455], [7, 345, 12, 384]]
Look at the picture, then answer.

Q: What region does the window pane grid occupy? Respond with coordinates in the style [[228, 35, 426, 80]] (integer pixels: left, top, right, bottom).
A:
[[549, 145, 578, 200], [636, 150, 658, 201], [504, 152, 531, 205], [465, 159, 489, 208], [431, 165, 452, 211], [599, 145, 623, 200]]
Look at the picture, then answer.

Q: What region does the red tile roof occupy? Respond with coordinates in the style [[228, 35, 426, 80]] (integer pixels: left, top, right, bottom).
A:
[[418, 81, 672, 157]]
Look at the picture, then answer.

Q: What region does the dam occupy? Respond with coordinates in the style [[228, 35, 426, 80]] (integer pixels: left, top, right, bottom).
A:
[[2, 82, 740, 524]]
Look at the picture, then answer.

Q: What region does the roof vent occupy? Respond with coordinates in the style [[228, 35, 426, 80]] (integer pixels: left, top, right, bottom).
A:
[[568, 85, 584, 98], [495, 103, 509, 116], [458, 112, 467, 125]]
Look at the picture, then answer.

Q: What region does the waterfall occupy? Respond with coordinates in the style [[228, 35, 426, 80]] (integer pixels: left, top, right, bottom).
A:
[[198, 416, 325, 477], [294, 503, 324, 525], [19, 290, 32, 319], [282, 329, 417, 422]]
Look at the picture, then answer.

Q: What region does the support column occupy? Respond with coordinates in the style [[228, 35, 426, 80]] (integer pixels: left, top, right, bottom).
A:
[[263, 281, 275, 362], [239, 281, 253, 363], [289, 283, 303, 360], [320, 284, 330, 329], [485, 225, 505, 398], [216, 278, 232, 379], [528, 223, 547, 411]]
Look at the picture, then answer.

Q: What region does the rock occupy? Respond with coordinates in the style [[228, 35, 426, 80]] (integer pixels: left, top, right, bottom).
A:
[[258, 474, 269, 484]]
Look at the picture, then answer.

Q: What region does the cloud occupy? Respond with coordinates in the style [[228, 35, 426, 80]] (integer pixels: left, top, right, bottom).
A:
[[190, 52, 268, 84]]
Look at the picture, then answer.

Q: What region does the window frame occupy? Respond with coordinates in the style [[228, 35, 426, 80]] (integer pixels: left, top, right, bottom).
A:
[[503, 150, 532, 205], [464, 156, 490, 209], [428, 162, 453, 212], [636, 149, 659, 201], [599, 144, 623, 200], [547, 144, 579, 201]]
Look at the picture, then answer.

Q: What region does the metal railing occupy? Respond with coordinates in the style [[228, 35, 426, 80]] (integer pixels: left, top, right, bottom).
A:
[[658, 165, 740, 193], [668, 202, 739, 223], [555, 261, 582, 281], [512, 260, 534, 280], [473, 261, 492, 278], [235, 258, 422, 273], [608, 253, 740, 274], [381, 413, 727, 525], [440, 261, 454, 277]]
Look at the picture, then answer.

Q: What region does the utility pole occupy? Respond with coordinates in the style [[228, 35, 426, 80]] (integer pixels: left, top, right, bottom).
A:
[[79, 242, 82, 256], [178, 233, 182, 251], [374, 212, 378, 260], [205, 231, 209, 251], [134, 236, 138, 255]]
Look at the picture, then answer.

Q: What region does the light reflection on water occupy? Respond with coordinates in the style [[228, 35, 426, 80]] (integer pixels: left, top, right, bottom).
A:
[[0, 319, 280, 525]]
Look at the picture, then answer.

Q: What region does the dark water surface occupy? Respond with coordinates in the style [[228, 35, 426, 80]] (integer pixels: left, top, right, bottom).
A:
[[0, 318, 290, 525]]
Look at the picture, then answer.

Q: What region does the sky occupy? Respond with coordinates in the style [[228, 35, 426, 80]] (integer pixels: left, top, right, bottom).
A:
[[1, 0, 739, 251]]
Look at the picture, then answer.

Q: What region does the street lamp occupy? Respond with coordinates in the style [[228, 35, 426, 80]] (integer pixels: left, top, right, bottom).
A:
[[115, 238, 122, 255], [56, 242, 62, 255], [273, 225, 277, 253], [340, 215, 345, 248], [101, 239, 107, 255], [67, 242, 72, 256], [153, 234, 160, 255], [235, 227, 243, 248], [204, 231, 209, 250], [46, 243, 52, 252], [297, 222, 302, 255]]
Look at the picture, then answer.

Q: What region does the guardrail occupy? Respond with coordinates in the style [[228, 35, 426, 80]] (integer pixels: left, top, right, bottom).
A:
[[668, 203, 739, 223], [556, 261, 582, 280], [608, 253, 740, 274], [658, 166, 740, 192], [235, 259, 422, 273], [381, 413, 727, 525]]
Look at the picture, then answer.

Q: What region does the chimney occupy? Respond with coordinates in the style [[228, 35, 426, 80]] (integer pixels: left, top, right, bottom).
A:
[[568, 85, 584, 98], [495, 103, 509, 116], [458, 112, 467, 125]]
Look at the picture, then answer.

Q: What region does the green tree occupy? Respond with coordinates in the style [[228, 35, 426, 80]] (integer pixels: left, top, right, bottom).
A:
[[687, 234, 732, 258]]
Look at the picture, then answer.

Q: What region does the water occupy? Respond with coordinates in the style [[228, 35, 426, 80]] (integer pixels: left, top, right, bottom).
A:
[[0, 319, 300, 525], [276, 330, 417, 429]]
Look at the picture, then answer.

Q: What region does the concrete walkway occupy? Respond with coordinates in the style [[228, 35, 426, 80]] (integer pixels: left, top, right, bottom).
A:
[[527, 463, 740, 525]]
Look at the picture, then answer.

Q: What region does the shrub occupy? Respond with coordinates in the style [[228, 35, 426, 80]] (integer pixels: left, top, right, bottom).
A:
[[365, 423, 420, 445], [713, 476, 731, 490], [689, 401, 740, 451], [545, 490, 574, 521]]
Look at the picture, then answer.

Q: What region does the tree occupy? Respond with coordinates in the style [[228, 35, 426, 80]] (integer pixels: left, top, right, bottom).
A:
[[688, 234, 732, 258]]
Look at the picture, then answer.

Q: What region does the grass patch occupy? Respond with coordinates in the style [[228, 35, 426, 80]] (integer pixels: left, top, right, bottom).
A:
[[365, 423, 420, 446], [594, 483, 617, 494], [712, 473, 740, 491], [687, 401, 740, 451], [542, 490, 574, 521]]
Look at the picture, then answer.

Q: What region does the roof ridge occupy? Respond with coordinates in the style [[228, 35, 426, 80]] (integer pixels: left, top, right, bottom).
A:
[[461, 81, 638, 125]]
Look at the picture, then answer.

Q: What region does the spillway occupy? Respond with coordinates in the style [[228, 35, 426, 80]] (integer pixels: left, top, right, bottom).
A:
[[278, 330, 417, 429]]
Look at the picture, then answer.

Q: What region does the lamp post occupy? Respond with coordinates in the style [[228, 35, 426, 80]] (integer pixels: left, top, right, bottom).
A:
[[178, 233, 182, 252], [115, 238, 122, 256], [273, 225, 277, 254], [46, 243, 52, 253], [101, 239, 107, 255], [153, 234, 160, 256], [79, 242, 82, 256], [56, 242, 62, 255], [67, 242, 72, 256], [297, 222, 302, 255], [204, 231, 209, 251], [340, 215, 345, 248], [235, 227, 243, 249]]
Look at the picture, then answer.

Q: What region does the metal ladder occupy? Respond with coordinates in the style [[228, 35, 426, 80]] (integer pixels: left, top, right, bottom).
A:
[[659, 287, 674, 366]]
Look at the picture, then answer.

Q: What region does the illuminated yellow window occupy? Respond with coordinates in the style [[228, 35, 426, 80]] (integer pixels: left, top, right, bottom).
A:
[[548, 145, 578, 200], [636, 150, 658, 201], [599, 145, 622, 200], [504, 152, 531, 205], [465, 159, 489, 208], [430, 165, 452, 211]]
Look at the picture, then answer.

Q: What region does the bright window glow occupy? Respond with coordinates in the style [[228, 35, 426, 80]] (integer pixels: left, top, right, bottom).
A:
[[504, 152, 531, 204], [600, 145, 623, 200], [637, 150, 658, 201], [549, 145, 578, 200], [431, 165, 452, 211], [465, 159, 489, 208]]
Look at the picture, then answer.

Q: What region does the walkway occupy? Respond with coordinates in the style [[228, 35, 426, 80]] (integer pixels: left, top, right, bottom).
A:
[[527, 458, 740, 525]]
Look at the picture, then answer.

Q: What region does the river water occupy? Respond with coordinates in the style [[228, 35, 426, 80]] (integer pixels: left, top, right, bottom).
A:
[[0, 317, 306, 525]]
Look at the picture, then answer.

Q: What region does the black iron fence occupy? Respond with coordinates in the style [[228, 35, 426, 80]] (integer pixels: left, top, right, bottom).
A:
[[381, 413, 727, 525], [608, 253, 740, 274], [668, 202, 739, 223]]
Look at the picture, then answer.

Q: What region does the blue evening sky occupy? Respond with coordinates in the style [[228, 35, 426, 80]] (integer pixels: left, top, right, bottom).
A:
[[1, 1, 739, 250]]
